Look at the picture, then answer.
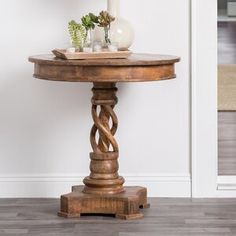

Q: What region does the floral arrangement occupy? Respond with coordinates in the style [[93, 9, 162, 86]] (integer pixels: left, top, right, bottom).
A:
[[68, 11, 115, 51], [97, 11, 115, 44]]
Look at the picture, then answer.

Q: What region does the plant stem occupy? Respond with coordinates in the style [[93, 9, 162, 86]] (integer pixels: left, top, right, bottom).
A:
[[104, 27, 111, 44]]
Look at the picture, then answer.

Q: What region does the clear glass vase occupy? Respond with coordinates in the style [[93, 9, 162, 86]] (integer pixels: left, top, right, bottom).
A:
[[104, 27, 111, 46], [85, 29, 93, 47], [83, 29, 93, 52]]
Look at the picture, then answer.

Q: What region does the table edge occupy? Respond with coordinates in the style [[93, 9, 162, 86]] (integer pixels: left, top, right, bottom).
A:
[[28, 54, 181, 67]]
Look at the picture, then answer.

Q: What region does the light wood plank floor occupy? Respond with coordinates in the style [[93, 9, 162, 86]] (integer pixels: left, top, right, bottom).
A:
[[218, 112, 236, 175], [1, 198, 236, 235]]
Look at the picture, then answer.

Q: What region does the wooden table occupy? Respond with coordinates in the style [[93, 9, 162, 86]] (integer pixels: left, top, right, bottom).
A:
[[29, 53, 180, 220]]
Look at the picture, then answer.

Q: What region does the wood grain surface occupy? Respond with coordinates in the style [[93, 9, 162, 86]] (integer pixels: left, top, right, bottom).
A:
[[52, 49, 132, 60], [58, 83, 149, 219], [59, 186, 149, 220], [218, 112, 236, 175], [218, 22, 236, 64], [1, 198, 236, 236], [29, 53, 180, 82], [29, 53, 180, 66]]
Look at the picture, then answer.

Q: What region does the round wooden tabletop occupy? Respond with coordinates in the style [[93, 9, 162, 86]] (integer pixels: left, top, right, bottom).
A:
[[29, 53, 180, 83]]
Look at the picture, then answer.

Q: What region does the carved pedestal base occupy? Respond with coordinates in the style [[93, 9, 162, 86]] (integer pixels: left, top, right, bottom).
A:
[[58, 83, 150, 220], [58, 186, 150, 220]]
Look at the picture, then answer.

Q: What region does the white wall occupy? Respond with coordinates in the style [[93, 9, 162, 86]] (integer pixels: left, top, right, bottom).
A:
[[0, 0, 190, 197]]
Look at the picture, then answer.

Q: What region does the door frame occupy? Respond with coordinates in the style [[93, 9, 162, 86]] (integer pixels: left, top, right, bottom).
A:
[[191, 0, 218, 197]]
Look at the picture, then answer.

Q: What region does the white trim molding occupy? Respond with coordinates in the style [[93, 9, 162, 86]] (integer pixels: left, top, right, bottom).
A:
[[191, 0, 218, 197], [0, 173, 191, 198], [218, 176, 236, 190], [217, 176, 236, 197]]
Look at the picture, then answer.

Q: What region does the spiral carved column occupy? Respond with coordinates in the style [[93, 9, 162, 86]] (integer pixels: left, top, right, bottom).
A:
[[58, 83, 149, 219], [83, 82, 125, 195]]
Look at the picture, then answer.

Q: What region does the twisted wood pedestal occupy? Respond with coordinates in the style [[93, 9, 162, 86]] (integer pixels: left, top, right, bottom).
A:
[[29, 53, 180, 219]]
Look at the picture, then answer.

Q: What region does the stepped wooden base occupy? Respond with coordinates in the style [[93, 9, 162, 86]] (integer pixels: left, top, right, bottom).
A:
[[58, 186, 150, 220], [57, 84, 150, 220]]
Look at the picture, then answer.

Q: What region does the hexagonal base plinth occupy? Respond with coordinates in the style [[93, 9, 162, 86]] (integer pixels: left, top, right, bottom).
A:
[[58, 186, 150, 220]]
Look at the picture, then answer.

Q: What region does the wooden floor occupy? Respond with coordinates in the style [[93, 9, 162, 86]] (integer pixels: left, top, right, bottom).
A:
[[218, 21, 236, 175], [218, 22, 236, 64], [1, 198, 236, 236], [218, 112, 236, 175]]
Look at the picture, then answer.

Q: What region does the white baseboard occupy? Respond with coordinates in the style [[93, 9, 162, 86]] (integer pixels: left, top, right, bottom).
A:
[[0, 173, 191, 198], [217, 176, 236, 197]]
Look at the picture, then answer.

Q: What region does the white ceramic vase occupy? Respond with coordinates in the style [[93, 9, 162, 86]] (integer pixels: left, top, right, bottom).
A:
[[94, 0, 134, 50]]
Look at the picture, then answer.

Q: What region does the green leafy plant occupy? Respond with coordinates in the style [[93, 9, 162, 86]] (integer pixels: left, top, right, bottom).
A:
[[97, 11, 115, 44], [68, 11, 115, 49], [81, 13, 99, 31], [68, 20, 86, 50]]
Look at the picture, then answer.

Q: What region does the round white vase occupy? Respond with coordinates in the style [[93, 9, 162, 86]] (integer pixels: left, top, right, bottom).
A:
[[107, 0, 134, 50], [93, 0, 134, 50]]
